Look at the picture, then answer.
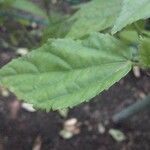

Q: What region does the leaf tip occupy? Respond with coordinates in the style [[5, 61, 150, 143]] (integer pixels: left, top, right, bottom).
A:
[[111, 26, 118, 35]]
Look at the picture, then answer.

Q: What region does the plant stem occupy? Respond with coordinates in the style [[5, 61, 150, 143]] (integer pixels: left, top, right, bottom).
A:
[[134, 23, 150, 38], [112, 94, 150, 123]]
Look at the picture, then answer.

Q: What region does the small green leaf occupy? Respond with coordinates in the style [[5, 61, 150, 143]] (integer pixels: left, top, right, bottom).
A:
[[139, 38, 150, 68], [66, 0, 122, 38], [112, 0, 150, 34], [12, 0, 47, 18], [109, 129, 126, 142], [0, 33, 133, 110], [119, 30, 139, 44]]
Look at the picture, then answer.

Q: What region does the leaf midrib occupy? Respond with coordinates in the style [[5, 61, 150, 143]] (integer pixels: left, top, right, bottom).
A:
[[1, 60, 131, 78]]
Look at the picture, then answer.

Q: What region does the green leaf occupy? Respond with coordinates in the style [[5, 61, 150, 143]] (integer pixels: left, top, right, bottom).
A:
[[112, 0, 150, 34], [42, 12, 70, 42], [66, 0, 122, 38], [12, 0, 47, 18], [118, 30, 139, 44], [139, 38, 150, 68], [109, 129, 126, 142], [0, 33, 133, 110]]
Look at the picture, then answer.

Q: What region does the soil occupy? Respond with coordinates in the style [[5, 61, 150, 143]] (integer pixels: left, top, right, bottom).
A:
[[0, 1, 150, 150]]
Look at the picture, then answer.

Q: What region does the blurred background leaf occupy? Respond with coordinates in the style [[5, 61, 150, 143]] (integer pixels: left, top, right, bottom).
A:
[[12, 0, 48, 19]]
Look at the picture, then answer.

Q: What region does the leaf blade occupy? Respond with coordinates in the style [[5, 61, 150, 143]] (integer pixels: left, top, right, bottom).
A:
[[111, 0, 150, 34], [139, 38, 150, 68], [0, 33, 132, 110], [66, 0, 122, 38]]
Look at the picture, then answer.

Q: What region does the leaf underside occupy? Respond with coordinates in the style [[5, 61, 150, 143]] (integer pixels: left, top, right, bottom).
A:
[[112, 0, 150, 34], [66, 0, 122, 38], [0, 33, 132, 110]]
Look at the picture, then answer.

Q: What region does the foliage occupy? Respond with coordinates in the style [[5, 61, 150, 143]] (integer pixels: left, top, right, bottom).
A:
[[0, 33, 132, 110], [12, 0, 47, 19], [42, 12, 71, 42], [0, 0, 149, 110], [0, 0, 48, 25], [139, 38, 150, 68], [66, 0, 122, 38], [111, 0, 150, 34]]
